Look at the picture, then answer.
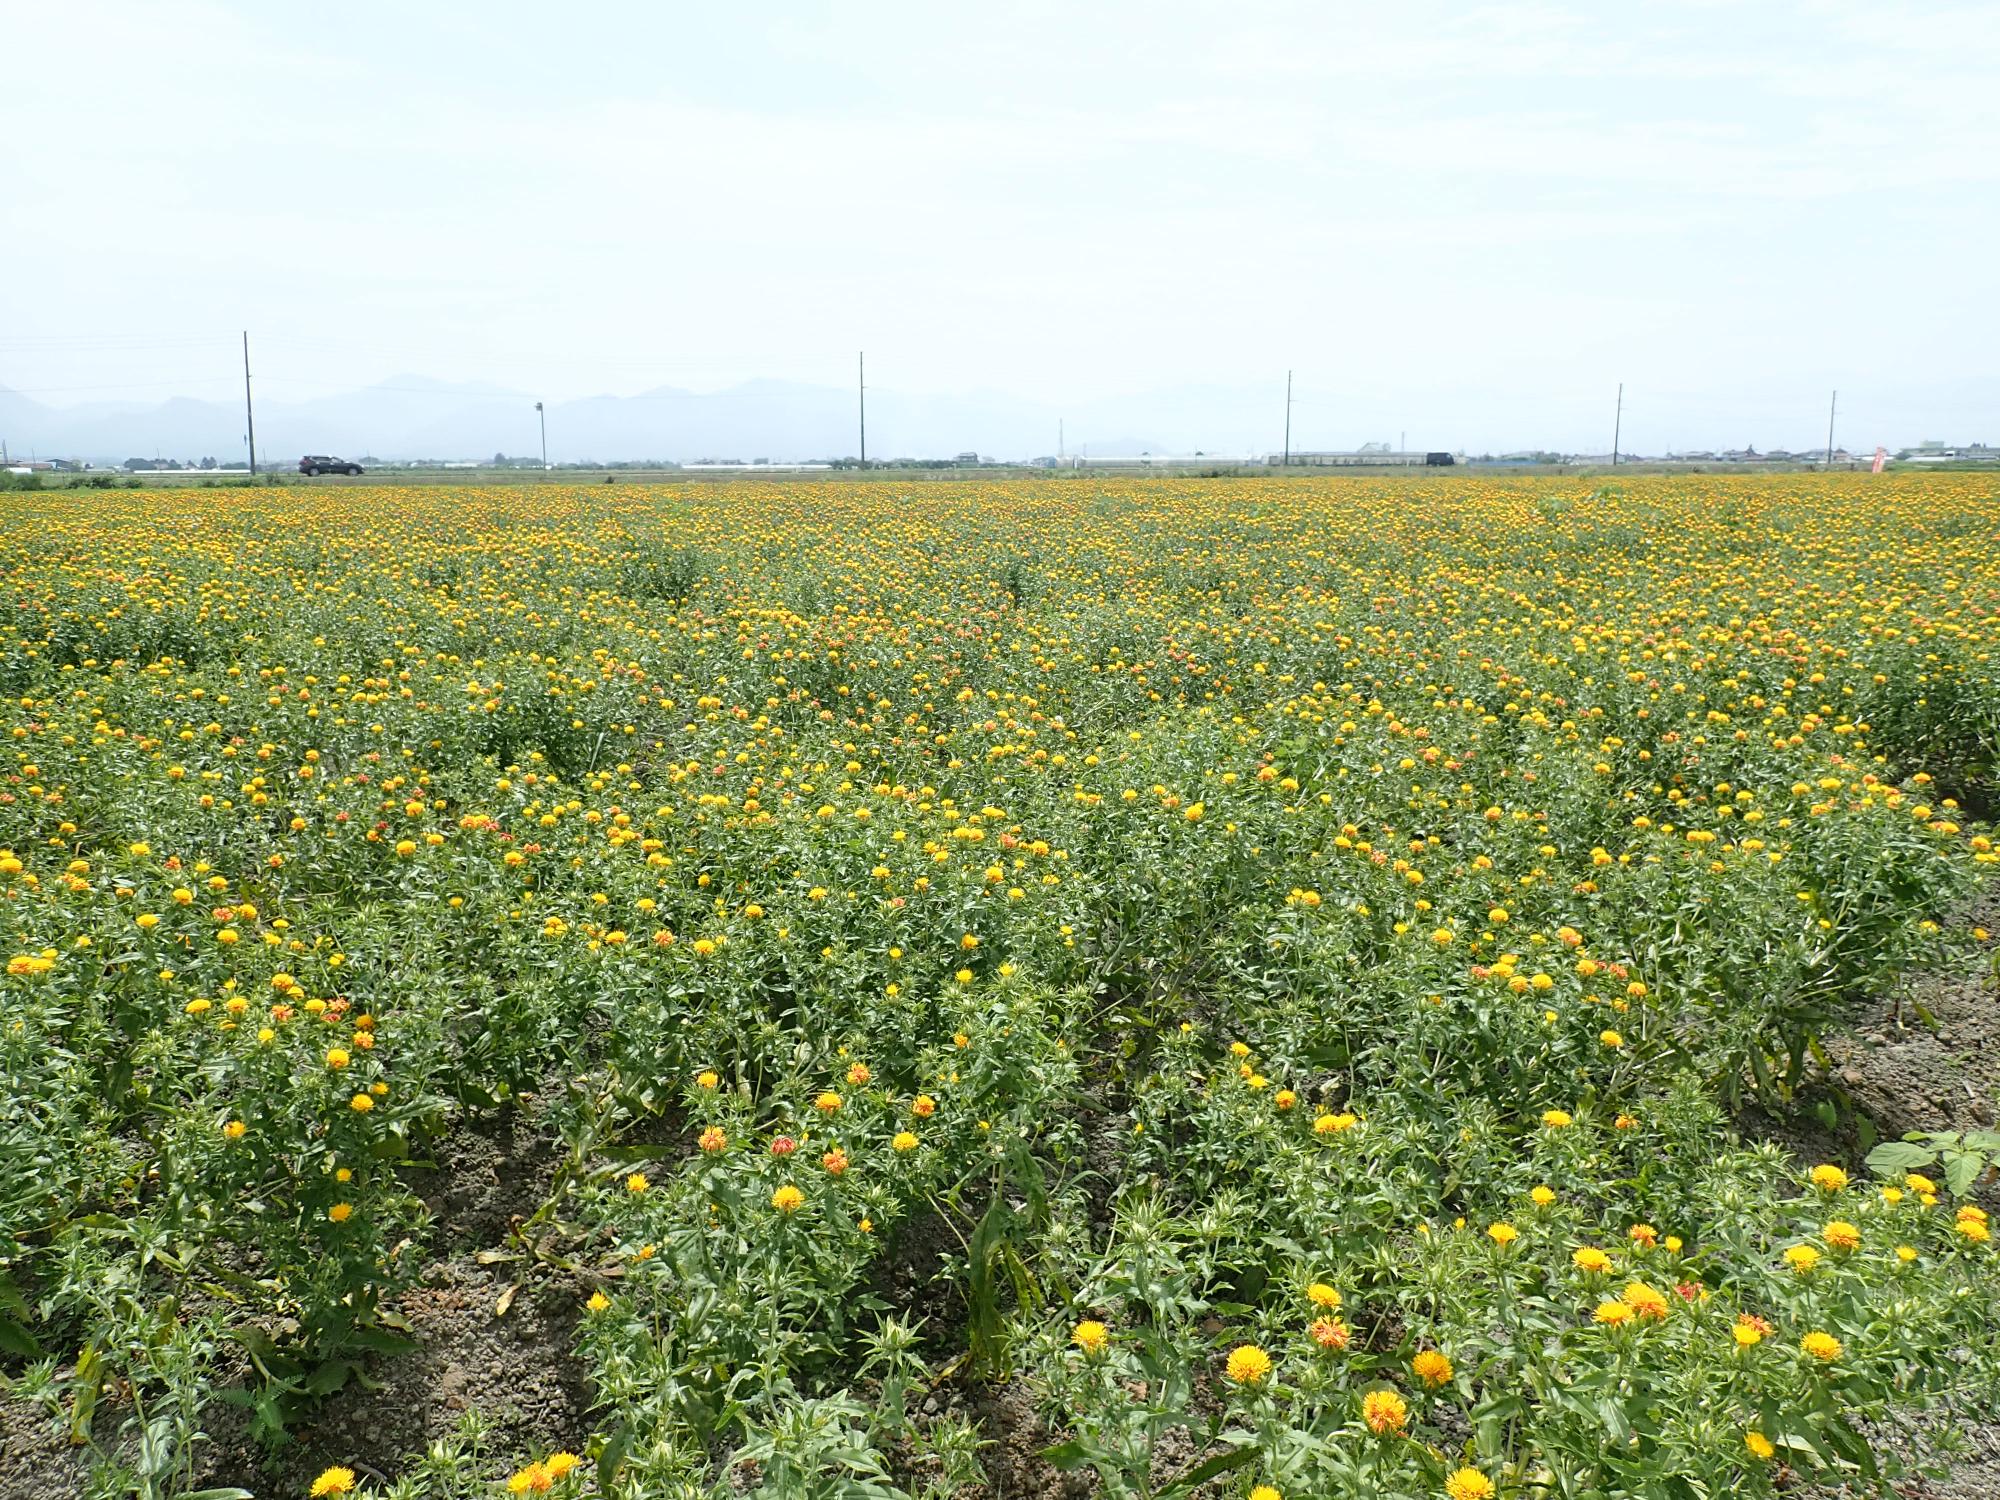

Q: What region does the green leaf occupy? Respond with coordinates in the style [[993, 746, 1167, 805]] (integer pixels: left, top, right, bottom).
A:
[[0, 1316, 42, 1361], [1159, 1444, 1255, 1497], [304, 1359, 358, 1396], [1944, 1149, 1984, 1197], [1863, 1140, 1936, 1176], [68, 1342, 101, 1445], [597, 1422, 632, 1492], [1472, 1391, 1528, 1453], [1597, 1395, 1632, 1443], [965, 1194, 1013, 1374], [1038, 1438, 1105, 1472], [342, 1326, 418, 1356]]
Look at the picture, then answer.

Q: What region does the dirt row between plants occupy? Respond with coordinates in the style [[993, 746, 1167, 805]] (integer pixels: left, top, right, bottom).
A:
[[1769, 886, 2000, 1500], [196, 1106, 595, 1496], [0, 1102, 594, 1500]]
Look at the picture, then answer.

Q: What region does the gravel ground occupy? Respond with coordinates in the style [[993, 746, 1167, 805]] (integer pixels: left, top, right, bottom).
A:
[[0, 1395, 91, 1500]]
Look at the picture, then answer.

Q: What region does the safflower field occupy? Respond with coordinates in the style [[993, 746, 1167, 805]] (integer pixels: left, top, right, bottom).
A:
[[2, 473, 1998, 1500]]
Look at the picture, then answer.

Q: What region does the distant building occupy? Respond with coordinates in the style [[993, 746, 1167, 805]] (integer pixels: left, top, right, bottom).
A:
[[1271, 445, 1428, 468], [1899, 442, 1998, 464], [1060, 454, 1254, 469]]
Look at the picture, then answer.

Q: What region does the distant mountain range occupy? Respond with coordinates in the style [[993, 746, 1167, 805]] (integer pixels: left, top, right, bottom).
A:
[[0, 376, 1243, 467], [4, 373, 1989, 467]]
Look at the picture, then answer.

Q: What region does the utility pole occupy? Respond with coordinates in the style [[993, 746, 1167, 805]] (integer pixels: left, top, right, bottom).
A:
[[535, 401, 548, 471], [242, 331, 257, 476], [858, 352, 867, 467], [1611, 382, 1623, 467], [1283, 370, 1293, 468], [1400, 429, 1407, 465], [1824, 390, 1837, 470], [1058, 418, 1064, 462]]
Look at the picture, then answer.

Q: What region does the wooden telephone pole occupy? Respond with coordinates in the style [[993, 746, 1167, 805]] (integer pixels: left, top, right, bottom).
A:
[[242, 331, 257, 476]]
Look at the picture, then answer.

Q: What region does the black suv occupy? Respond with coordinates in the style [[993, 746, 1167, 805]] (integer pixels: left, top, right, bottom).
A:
[[299, 455, 363, 476]]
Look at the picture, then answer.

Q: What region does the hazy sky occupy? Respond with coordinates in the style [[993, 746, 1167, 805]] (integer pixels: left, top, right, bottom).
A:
[[6, 1, 1997, 451]]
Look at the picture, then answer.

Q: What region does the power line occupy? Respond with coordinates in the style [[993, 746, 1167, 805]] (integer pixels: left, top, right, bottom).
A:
[[0, 328, 855, 369], [9, 369, 897, 404], [253, 376, 748, 399], [0, 377, 242, 394], [255, 331, 857, 371], [0, 335, 239, 350], [256, 376, 532, 396]]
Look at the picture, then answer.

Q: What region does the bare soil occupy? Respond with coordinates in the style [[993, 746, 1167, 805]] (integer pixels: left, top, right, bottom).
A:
[[1755, 886, 2000, 1498], [967, 1380, 1094, 1500], [196, 1104, 596, 1496], [0, 1102, 596, 1500], [0, 1396, 91, 1500]]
